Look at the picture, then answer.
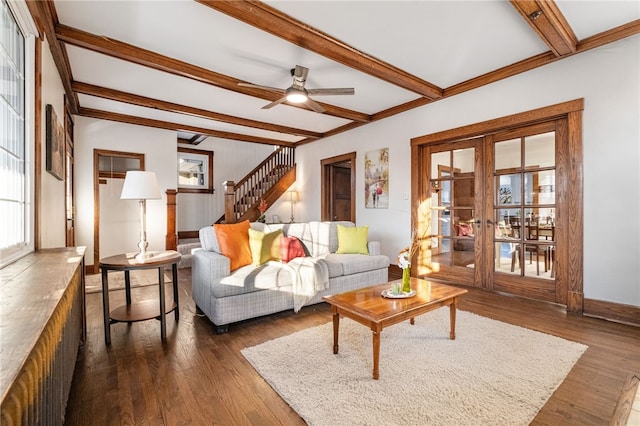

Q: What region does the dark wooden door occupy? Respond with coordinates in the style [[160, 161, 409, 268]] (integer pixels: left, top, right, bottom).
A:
[[332, 166, 351, 221], [321, 152, 355, 223]]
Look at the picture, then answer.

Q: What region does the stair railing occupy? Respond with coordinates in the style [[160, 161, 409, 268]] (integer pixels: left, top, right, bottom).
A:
[[223, 146, 295, 223]]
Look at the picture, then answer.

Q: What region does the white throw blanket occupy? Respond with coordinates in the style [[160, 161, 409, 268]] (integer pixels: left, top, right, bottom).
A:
[[276, 257, 329, 312]]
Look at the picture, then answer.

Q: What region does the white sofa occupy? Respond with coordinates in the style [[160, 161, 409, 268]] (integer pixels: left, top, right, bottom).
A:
[[191, 221, 390, 333]]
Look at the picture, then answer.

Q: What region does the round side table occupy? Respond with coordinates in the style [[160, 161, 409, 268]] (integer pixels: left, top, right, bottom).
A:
[[100, 250, 181, 345]]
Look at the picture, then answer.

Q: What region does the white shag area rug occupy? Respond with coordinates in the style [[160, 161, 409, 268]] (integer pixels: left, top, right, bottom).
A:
[[242, 308, 587, 426]]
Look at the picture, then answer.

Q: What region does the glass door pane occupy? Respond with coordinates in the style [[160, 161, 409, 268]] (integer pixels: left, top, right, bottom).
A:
[[494, 131, 556, 279], [429, 146, 477, 273]]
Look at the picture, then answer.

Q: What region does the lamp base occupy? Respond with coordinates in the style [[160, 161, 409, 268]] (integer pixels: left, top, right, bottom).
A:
[[134, 251, 155, 261]]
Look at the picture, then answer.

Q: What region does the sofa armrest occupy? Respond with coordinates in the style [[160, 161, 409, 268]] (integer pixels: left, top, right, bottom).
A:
[[191, 249, 231, 318], [367, 241, 381, 256]]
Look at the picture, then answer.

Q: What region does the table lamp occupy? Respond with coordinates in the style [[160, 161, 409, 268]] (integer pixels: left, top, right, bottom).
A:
[[288, 191, 298, 223], [120, 171, 161, 260]]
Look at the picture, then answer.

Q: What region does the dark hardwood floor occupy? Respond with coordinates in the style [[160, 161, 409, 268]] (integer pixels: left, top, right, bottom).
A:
[[64, 268, 640, 425]]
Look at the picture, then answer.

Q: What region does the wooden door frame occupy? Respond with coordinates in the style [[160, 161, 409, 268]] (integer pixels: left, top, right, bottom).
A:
[[92, 149, 145, 273], [64, 99, 74, 247], [321, 152, 356, 222], [411, 99, 584, 313]]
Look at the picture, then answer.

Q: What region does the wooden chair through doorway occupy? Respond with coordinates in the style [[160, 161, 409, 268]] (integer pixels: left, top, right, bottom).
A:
[[511, 222, 555, 276]]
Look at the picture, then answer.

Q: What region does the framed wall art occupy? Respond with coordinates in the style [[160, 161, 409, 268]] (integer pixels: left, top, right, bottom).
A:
[[364, 148, 389, 209], [45, 104, 64, 181], [177, 147, 214, 194]]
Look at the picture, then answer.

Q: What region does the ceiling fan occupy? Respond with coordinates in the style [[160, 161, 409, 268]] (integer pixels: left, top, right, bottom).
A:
[[238, 65, 355, 113]]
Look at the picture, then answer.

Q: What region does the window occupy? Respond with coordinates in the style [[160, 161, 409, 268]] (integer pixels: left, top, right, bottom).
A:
[[177, 147, 213, 194], [1, 0, 36, 268]]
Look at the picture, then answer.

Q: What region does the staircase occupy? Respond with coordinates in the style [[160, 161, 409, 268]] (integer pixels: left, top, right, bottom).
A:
[[173, 146, 295, 267], [217, 146, 296, 224]]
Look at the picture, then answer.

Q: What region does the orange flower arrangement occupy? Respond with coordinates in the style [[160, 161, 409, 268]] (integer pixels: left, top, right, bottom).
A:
[[257, 199, 268, 223]]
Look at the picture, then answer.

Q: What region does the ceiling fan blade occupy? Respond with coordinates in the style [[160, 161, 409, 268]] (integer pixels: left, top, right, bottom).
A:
[[262, 96, 288, 110], [238, 82, 285, 94], [304, 98, 325, 113], [307, 88, 355, 96]]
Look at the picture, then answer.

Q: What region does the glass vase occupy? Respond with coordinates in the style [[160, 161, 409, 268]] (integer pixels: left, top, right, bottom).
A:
[[402, 266, 411, 293]]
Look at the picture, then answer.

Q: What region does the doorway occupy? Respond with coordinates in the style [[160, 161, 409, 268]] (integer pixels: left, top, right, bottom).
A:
[[411, 100, 584, 311], [321, 152, 355, 222]]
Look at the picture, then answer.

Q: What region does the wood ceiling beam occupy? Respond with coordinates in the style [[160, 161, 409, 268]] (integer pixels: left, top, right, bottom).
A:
[[27, 0, 79, 113], [306, 20, 639, 146], [72, 81, 322, 139], [78, 107, 295, 147], [577, 19, 640, 51], [444, 20, 640, 98], [197, 0, 443, 100], [55, 24, 369, 123], [510, 0, 577, 57]]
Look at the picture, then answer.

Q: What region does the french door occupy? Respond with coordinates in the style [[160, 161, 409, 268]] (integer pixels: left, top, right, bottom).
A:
[[421, 126, 557, 301], [422, 138, 483, 288], [490, 123, 557, 301], [412, 100, 584, 308]]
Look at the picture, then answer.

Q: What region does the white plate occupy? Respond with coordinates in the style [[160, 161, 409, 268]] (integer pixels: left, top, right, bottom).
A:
[[381, 289, 416, 299]]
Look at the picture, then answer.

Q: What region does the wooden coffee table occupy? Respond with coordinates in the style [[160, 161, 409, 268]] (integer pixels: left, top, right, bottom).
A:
[[323, 278, 468, 379]]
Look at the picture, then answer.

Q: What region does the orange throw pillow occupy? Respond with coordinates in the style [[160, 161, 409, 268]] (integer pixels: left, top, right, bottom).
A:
[[213, 220, 252, 271]]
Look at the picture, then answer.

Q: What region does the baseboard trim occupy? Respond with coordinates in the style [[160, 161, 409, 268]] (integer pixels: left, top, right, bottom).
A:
[[584, 298, 640, 327], [178, 230, 199, 240], [395, 266, 639, 327]]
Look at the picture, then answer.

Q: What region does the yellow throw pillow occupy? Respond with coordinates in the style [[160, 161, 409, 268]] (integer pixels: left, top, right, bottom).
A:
[[336, 225, 369, 255], [249, 228, 283, 266], [213, 220, 252, 271]]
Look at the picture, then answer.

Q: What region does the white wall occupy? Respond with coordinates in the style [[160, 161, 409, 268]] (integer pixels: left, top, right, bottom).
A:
[[296, 36, 640, 307], [39, 37, 67, 248], [75, 118, 177, 266], [176, 139, 274, 232]]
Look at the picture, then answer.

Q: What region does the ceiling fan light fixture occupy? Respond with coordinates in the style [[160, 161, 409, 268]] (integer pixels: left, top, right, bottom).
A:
[[285, 87, 308, 103]]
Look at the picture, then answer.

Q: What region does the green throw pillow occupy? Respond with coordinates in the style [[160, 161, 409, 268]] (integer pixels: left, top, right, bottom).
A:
[[249, 228, 283, 266], [336, 225, 369, 255]]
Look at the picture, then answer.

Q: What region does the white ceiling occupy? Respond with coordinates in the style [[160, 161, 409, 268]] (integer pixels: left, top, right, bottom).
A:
[[52, 0, 640, 145]]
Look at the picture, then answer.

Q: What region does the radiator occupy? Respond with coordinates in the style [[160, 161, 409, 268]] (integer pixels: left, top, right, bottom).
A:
[[1, 248, 86, 426]]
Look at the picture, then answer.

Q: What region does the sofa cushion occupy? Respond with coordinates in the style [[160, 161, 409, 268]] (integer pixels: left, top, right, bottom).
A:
[[311, 221, 354, 256], [212, 263, 293, 298], [200, 226, 221, 253], [214, 220, 252, 271], [336, 224, 369, 255], [249, 228, 282, 266], [324, 253, 389, 276]]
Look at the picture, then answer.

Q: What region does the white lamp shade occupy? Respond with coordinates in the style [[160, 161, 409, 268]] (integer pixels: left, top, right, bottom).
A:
[[288, 191, 298, 202], [120, 171, 161, 200]]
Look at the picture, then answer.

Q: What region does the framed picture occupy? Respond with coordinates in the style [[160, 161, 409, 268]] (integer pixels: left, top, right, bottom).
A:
[[499, 185, 512, 204], [45, 104, 64, 181], [177, 147, 214, 194], [364, 148, 389, 209]]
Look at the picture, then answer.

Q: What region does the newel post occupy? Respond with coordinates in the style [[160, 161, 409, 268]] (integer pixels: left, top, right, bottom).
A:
[[224, 180, 236, 224], [165, 189, 178, 250]]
